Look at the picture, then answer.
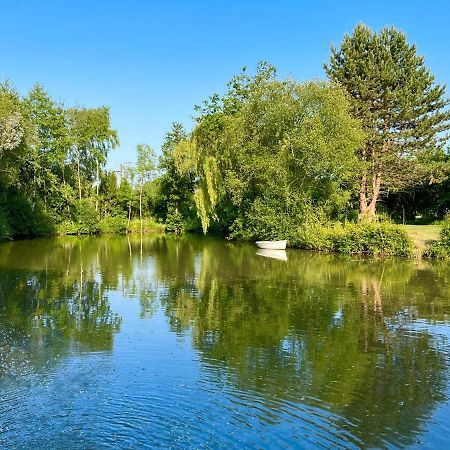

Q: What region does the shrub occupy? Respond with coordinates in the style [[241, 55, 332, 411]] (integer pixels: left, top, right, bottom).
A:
[[424, 215, 450, 259], [333, 222, 412, 257], [291, 222, 337, 251], [1, 193, 54, 238], [165, 208, 184, 234], [228, 198, 412, 257], [127, 218, 165, 234], [99, 215, 127, 234], [56, 220, 79, 235], [72, 199, 100, 234], [229, 197, 308, 242], [0, 209, 10, 241]]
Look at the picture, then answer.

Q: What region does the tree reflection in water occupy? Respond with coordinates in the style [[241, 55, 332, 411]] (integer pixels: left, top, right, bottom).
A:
[[0, 235, 449, 447]]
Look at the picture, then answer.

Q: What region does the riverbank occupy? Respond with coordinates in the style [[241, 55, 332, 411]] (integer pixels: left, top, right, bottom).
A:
[[2, 217, 450, 260], [57, 217, 166, 236], [399, 225, 442, 255]]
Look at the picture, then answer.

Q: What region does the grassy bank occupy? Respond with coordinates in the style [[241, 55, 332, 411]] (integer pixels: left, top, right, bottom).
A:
[[57, 217, 165, 236], [399, 225, 442, 255]]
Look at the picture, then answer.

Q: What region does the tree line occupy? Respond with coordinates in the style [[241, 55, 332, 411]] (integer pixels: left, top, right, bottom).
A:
[[1, 23, 450, 253]]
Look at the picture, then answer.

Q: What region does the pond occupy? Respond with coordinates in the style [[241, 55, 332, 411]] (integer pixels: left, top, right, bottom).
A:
[[0, 235, 449, 449]]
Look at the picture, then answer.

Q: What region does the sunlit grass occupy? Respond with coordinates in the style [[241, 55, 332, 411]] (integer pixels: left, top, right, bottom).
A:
[[400, 225, 442, 253]]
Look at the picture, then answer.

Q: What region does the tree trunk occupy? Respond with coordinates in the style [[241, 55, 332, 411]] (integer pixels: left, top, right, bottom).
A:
[[359, 174, 368, 215], [359, 172, 381, 221], [77, 148, 82, 201], [127, 205, 131, 232], [44, 179, 47, 212], [96, 158, 100, 211], [62, 165, 71, 217], [139, 187, 143, 235]]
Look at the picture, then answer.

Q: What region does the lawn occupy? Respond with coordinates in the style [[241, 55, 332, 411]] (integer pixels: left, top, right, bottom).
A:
[[400, 224, 442, 251]]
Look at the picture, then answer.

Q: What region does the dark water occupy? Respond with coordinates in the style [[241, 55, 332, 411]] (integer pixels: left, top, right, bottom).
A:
[[0, 235, 449, 449]]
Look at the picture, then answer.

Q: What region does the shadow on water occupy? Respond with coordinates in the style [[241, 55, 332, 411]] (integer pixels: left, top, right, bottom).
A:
[[0, 234, 449, 448]]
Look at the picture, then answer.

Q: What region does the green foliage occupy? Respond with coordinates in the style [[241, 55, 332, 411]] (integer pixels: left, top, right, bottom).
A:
[[325, 23, 450, 217], [292, 221, 412, 257], [333, 222, 413, 257], [165, 208, 184, 234], [99, 215, 128, 234], [424, 215, 450, 259], [127, 218, 165, 234], [229, 197, 304, 242], [154, 122, 196, 227], [0, 191, 54, 237], [56, 220, 80, 235], [72, 199, 100, 234], [0, 208, 11, 240], [1, 80, 119, 239], [173, 65, 364, 235], [68, 106, 118, 201]]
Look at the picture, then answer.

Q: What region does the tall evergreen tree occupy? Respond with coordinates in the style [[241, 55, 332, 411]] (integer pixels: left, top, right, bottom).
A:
[[325, 23, 450, 218]]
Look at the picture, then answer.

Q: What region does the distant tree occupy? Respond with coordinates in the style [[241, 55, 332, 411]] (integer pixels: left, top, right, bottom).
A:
[[22, 84, 70, 213], [117, 177, 137, 228], [157, 122, 194, 225], [129, 144, 157, 234], [68, 107, 118, 202], [0, 83, 27, 188], [99, 170, 119, 217], [325, 23, 450, 219]]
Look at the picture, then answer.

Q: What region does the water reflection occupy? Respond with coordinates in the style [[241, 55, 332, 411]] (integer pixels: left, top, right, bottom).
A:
[[256, 249, 288, 260], [0, 235, 449, 448]]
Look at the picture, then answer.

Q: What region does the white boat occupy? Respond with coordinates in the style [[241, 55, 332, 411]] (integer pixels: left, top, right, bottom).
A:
[[255, 240, 287, 250], [256, 249, 288, 261]]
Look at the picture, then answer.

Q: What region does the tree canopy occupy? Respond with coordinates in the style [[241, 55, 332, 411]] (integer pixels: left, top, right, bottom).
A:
[[173, 65, 364, 237], [325, 23, 450, 218]]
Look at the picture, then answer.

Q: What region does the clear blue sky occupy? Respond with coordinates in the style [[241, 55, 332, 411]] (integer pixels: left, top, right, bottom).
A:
[[2, 0, 450, 169]]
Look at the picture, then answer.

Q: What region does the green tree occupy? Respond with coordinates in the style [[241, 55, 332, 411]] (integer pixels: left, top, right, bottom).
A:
[[174, 66, 363, 235], [156, 122, 195, 228], [98, 170, 120, 217], [128, 144, 157, 234], [325, 23, 450, 219], [0, 83, 28, 188], [117, 177, 137, 228], [22, 84, 71, 215], [68, 107, 118, 202]]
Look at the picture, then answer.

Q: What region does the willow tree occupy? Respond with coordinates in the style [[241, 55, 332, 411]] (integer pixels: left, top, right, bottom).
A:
[[325, 23, 450, 219], [173, 66, 364, 236]]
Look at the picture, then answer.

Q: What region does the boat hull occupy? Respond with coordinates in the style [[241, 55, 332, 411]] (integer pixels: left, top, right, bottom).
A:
[[255, 240, 287, 250]]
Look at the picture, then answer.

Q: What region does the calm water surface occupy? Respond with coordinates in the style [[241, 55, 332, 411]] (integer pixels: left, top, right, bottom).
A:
[[0, 235, 449, 449]]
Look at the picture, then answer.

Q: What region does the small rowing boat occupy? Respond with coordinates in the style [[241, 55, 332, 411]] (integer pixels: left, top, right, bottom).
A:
[[255, 240, 287, 250]]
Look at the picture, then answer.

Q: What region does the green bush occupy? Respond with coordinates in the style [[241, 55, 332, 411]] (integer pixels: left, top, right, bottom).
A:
[[127, 218, 165, 234], [0, 209, 10, 241], [333, 222, 412, 257], [99, 215, 128, 234], [165, 208, 184, 234], [72, 199, 100, 234], [291, 222, 336, 251], [229, 197, 306, 242], [228, 198, 412, 257], [289, 221, 412, 257], [56, 220, 80, 235], [1, 193, 54, 238], [424, 215, 450, 259]]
